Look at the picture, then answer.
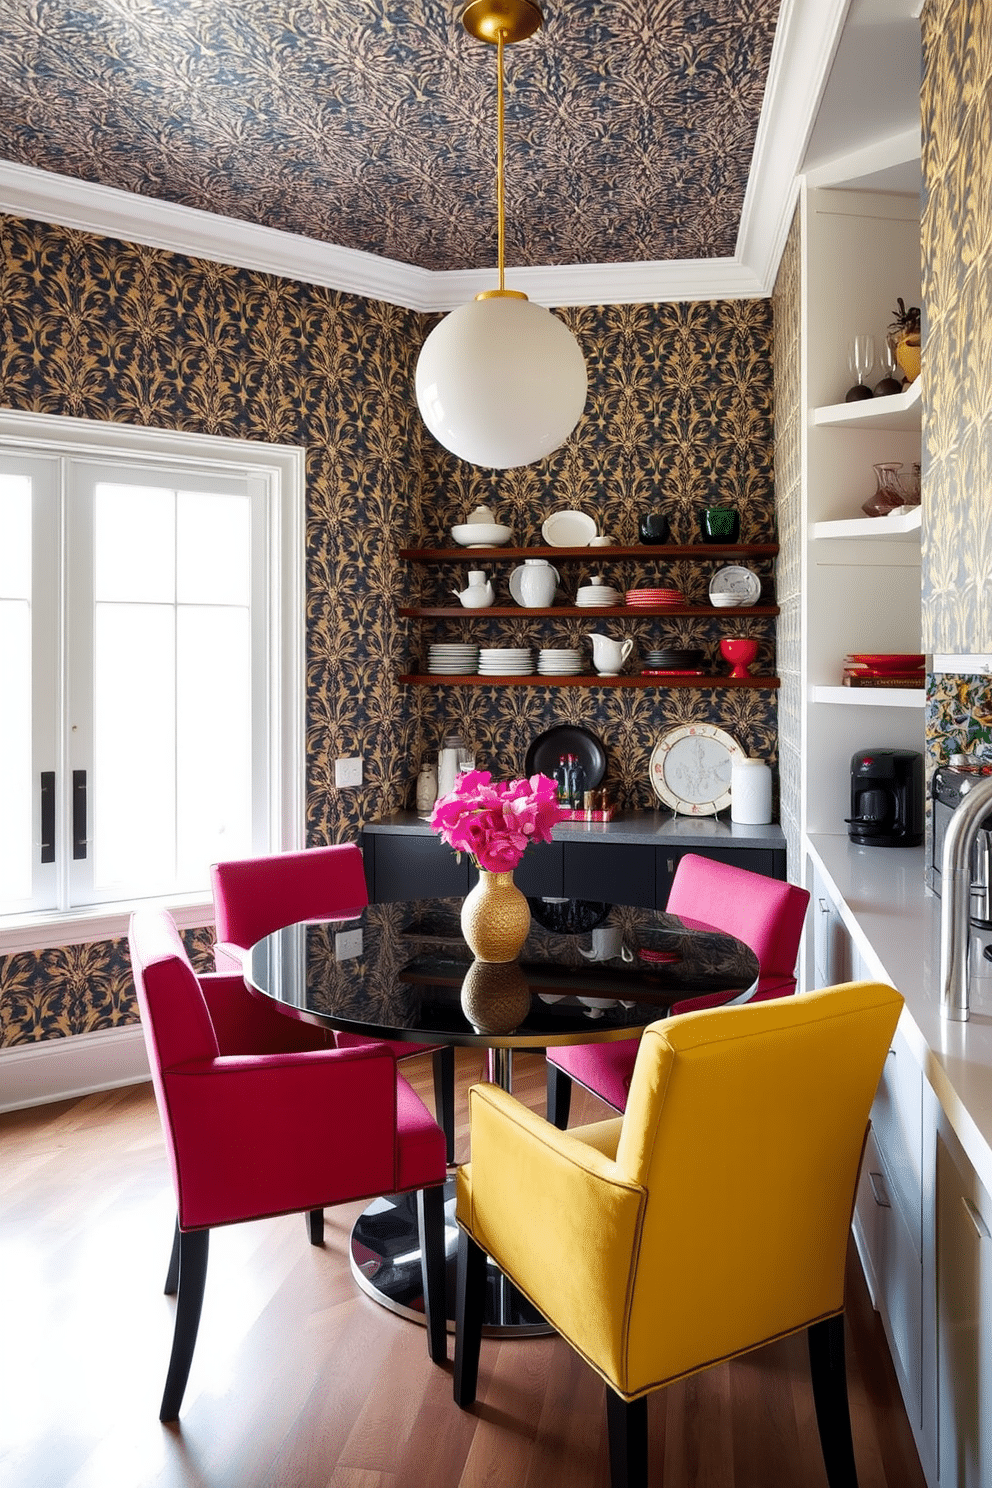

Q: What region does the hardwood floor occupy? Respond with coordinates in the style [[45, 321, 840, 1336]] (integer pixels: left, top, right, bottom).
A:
[[0, 1049, 927, 1488]]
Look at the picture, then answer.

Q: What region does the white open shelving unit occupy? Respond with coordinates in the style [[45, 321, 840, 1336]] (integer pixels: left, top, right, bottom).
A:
[[801, 186, 924, 838]]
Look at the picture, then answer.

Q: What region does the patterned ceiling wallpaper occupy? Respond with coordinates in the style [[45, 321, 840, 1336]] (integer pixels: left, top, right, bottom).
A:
[[0, 211, 776, 1046], [0, 0, 781, 271]]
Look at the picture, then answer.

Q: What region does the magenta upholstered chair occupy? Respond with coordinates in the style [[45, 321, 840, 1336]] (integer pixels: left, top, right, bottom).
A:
[[129, 908, 448, 1420], [210, 844, 456, 1162], [546, 853, 811, 1128]]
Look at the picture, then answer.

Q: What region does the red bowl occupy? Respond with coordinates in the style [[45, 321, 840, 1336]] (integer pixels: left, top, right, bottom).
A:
[[720, 637, 758, 677]]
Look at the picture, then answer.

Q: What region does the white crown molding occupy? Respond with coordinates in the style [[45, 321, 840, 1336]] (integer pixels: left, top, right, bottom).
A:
[[0, 158, 769, 308], [736, 0, 851, 294], [0, 0, 849, 311]]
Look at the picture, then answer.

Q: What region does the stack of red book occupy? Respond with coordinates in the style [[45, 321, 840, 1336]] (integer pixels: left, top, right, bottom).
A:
[[842, 653, 925, 688]]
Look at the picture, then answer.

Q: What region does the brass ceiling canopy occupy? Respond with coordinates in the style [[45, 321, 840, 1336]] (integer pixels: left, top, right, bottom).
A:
[[461, 0, 542, 46]]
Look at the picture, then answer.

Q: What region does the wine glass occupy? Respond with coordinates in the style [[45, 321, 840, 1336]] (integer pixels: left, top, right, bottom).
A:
[[874, 340, 903, 396], [844, 337, 874, 392]]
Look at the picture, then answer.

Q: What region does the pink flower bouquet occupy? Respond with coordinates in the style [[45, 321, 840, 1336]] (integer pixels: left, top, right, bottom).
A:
[[430, 770, 566, 874]]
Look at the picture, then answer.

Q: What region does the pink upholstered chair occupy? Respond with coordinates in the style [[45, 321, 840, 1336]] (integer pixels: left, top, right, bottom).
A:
[[129, 908, 448, 1420], [546, 853, 810, 1128], [210, 844, 456, 1162]]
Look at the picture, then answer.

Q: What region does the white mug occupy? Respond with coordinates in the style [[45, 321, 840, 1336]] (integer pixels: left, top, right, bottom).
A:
[[580, 926, 634, 962]]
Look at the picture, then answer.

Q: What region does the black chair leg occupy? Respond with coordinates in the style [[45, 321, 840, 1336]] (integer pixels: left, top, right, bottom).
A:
[[453, 1229, 488, 1407], [433, 1045, 456, 1164], [164, 1217, 181, 1295], [606, 1389, 648, 1488], [307, 1208, 324, 1245], [546, 1061, 572, 1129], [808, 1314, 859, 1488], [160, 1228, 210, 1422], [417, 1183, 448, 1364]]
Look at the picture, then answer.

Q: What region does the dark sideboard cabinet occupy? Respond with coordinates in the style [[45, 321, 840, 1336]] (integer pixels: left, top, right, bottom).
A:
[[361, 818, 786, 910]]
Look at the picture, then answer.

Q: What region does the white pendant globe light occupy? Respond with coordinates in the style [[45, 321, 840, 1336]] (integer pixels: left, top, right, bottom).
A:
[[415, 0, 587, 470]]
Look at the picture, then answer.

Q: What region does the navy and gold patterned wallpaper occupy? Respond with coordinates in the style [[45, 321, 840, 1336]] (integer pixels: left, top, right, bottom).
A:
[[921, 0, 992, 769], [0, 0, 781, 272], [0, 213, 776, 1047]]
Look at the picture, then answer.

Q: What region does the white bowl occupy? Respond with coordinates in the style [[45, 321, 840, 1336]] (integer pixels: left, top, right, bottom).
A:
[[451, 523, 512, 547]]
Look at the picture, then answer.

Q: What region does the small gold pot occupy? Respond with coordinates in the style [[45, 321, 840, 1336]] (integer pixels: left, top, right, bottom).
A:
[[895, 334, 921, 383]]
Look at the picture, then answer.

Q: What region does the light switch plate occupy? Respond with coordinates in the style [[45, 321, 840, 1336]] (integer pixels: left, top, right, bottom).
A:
[[335, 756, 363, 788], [335, 928, 363, 960]]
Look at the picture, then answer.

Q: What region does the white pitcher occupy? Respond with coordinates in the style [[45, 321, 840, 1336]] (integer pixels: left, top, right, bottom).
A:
[[452, 571, 494, 608], [587, 632, 633, 675]]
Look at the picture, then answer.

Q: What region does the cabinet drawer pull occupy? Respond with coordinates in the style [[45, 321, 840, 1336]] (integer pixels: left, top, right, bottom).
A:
[[961, 1195, 991, 1240], [868, 1170, 891, 1208]]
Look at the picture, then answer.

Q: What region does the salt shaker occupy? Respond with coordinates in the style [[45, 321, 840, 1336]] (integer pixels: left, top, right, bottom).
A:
[[416, 760, 438, 817]]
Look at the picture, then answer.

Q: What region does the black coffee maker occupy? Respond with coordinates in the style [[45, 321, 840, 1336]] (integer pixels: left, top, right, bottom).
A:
[[847, 748, 924, 846]]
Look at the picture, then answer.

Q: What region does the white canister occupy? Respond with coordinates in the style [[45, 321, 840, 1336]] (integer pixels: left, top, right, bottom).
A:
[[437, 734, 465, 801], [731, 758, 773, 825]]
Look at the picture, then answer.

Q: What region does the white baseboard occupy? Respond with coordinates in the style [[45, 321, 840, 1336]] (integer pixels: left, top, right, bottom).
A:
[[0, 1026, 150, 1113]]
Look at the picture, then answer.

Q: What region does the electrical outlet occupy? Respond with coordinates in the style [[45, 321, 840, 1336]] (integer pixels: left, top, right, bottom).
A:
[[334, 756, 363, 788], [334, 928, 363, 961]]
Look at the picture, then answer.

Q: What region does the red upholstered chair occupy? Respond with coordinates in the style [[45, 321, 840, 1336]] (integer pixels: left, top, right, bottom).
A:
[[546, 853, 811, 1128], [210, 845, 456, 1162], [129, 908, 448, 1421]]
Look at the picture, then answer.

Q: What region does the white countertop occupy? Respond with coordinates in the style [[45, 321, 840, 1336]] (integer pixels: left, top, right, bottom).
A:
[[807, 833, 992, 1195]]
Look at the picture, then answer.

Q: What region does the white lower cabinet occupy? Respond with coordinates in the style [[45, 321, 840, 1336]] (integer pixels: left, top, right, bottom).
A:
[[937, 1121, 992, 1488], [856, 1122, 924, 1424], [810, 858, 938, 1483]]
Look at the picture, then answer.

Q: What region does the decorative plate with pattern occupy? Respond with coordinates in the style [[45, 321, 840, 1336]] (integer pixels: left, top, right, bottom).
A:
[[649, 724, 744, 815]]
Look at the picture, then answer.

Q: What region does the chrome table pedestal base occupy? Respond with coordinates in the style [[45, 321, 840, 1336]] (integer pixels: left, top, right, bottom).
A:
[[349, 1177, 551, 1337]]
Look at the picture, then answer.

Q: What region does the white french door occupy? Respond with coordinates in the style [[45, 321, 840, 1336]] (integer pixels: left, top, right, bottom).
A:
[[1, 448, 277, 919]]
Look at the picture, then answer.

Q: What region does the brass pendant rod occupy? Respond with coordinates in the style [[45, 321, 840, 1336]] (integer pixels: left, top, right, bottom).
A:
[[497, 28, 506, 292]]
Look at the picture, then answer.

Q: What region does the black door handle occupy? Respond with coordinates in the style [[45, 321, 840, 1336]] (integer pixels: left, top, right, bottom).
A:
[[40, 771, 55, 863], [73, 770, 87, 859]]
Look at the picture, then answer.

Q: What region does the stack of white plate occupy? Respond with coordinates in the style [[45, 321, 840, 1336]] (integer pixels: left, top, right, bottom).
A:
[[538, 648, 583, 675], [575, 583, 622, 607], [428, 643, 479, 674], [478, 647, 534, 675]]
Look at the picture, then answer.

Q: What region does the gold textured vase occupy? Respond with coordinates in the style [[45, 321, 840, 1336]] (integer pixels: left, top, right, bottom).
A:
[[460, 870, 531, 963]]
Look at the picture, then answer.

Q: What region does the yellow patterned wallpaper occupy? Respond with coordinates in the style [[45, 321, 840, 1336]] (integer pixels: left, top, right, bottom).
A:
[[0, 214, 777, 1045], [921, 0, 992, 654], [921, 0, 992, 773]]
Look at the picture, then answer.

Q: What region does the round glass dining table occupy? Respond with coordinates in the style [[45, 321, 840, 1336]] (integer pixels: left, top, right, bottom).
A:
[[245, 895, 758, 1336]]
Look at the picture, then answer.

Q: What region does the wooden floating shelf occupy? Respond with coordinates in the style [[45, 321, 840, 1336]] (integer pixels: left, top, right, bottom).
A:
[[400, 673, 780, 690], [399, 604, 779, 619], [399, 542, 779, 562]]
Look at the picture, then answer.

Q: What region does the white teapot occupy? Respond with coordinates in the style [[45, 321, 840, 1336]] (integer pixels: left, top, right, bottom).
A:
[[587, 632, 633, 676], [452, 570, 494, 608]]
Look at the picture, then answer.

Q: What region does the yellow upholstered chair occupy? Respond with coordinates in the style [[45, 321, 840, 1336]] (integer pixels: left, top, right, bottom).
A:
[[453, 981, 904, 1488]]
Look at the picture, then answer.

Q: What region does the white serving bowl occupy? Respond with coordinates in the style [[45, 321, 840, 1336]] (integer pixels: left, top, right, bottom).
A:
[[451, 523, 513, 547]]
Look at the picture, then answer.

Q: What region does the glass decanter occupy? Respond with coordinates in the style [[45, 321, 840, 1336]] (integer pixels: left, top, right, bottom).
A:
[[862, 461, 905, 518]]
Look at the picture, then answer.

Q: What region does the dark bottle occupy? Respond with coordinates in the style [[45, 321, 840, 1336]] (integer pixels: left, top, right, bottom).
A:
[[554, 754, 570, 804], [566, 754, 585, 809]]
